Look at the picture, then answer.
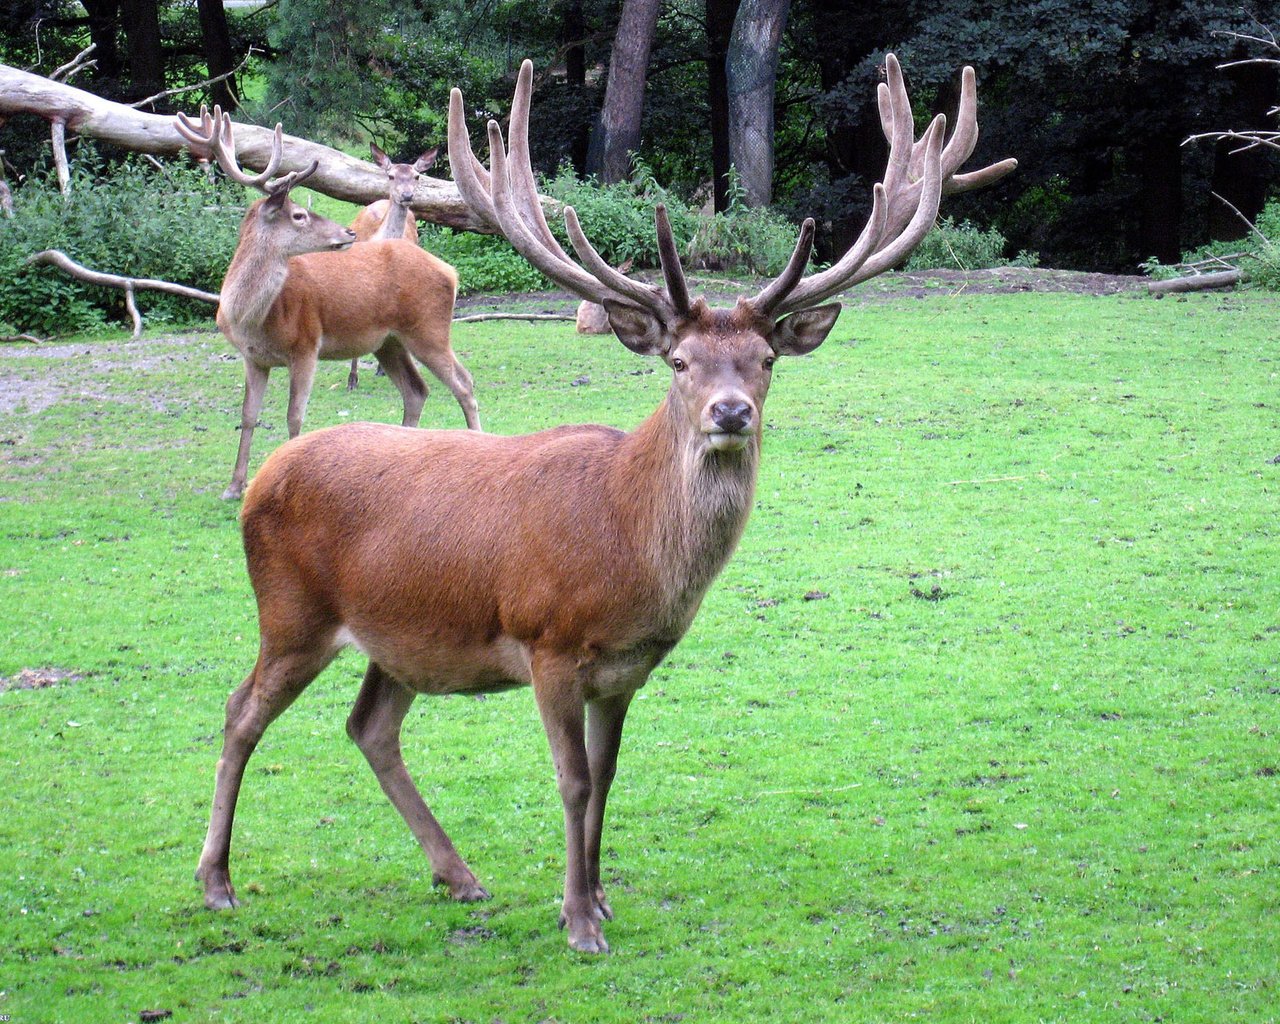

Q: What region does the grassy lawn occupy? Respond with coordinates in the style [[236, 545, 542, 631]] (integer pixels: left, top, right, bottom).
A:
[[0, 288, 1276, 1023]]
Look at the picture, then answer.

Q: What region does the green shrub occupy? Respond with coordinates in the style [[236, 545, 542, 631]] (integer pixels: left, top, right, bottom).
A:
[[420, 225, 551, 295], [686, 170, 812, 276], [0, 155, 244, 335], [903, 216, 1038, 272]]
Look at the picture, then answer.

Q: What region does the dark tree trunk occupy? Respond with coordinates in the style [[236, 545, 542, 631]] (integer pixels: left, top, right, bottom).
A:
[[706, 0, 740, 212], [1138, 133, 1183, 265], [80, 0, 123, 85], [1208, 58, 1277, 239], [563, 0, 590, 176], [119, 0, 164, 103], [726, 0, 790, 207], [196, 0, 239, 111], [587, 0, 661, 183]]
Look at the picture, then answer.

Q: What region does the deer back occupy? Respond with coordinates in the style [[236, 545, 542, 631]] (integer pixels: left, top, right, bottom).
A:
[[246, 239, 456, 363]]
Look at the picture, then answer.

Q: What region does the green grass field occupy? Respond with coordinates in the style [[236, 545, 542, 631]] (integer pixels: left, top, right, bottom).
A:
[[1, 287, 1277, 1023]]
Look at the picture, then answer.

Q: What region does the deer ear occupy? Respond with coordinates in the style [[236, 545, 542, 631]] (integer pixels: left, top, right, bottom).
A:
[[370, 142, 390, 169], [604, 299, 668, 356], [414, 147, 440, 173], [772, 303, 841, 356], [260, 190, 290, 219]]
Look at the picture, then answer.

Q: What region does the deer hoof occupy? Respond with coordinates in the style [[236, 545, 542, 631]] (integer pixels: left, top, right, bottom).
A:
[[560, 911, 609, 953], [433, 871, 490, 902], [220, 484, 244, 501]]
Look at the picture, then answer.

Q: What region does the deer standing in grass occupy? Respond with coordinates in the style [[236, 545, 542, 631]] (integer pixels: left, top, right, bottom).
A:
[[194, 57, 1015, 952], [345, 143, 439, 390], [174, 109, 480, 500]]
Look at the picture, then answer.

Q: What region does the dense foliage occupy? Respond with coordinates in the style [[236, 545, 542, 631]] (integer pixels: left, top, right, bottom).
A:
[[0, 157, 243, 336], [3, 1, 1279, 275]]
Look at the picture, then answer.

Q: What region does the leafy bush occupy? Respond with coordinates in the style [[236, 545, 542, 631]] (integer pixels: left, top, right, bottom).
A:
[[0, 155, 244, 336], [686, 169, 813, 276], [903, 216, 1039, 272], [420, 226, 550, 295]]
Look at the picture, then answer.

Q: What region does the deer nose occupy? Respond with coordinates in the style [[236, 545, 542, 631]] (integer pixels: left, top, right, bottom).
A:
[[710, 399, 753, 434]]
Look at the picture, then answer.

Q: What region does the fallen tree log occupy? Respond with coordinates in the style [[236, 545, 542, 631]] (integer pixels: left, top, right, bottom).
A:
[[1147, 269, 1243, 295], [0, 62, 491, 231]]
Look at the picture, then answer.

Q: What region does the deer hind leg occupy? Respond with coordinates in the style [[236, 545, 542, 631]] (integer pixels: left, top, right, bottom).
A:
[[585, 692, 633, 923], [346, 357, 360, 391], [417, 346, 482, 431], [373, 340, 427, 428], [225, 360, 270, 501], [345, 662, 489, 902], [532, 653, 607, 953], [284, 353, 318, 439], [197, 642, 336, 909]]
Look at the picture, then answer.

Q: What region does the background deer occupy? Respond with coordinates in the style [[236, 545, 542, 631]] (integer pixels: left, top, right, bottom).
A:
[[346, 143, 439, 390], [193, 58, 1015, 951], [174, 108, 481, 500]]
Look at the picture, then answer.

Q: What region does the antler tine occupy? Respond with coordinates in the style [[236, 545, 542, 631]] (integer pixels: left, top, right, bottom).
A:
[[751, 217, 815, 316], [486, 120, 613, 303], [448, 87, 499, 228], [174, 104, 288, 193], [449, 59, 682, 321], [655, 204, 691, 316], [564, 206, 672, 314], [774, 53, 1015, 315]]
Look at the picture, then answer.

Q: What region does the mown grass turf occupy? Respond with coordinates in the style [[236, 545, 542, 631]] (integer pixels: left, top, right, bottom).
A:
[[0, 288, 1277, 1023]]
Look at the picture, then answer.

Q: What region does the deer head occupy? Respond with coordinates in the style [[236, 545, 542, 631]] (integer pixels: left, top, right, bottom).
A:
[[370, 141, 439, 210], [448, 56, 1016, 454], [175, 105, 355, 259]]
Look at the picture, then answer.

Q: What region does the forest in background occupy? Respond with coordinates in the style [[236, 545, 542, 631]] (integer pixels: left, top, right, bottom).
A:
[[2, 0, 1280, 272]]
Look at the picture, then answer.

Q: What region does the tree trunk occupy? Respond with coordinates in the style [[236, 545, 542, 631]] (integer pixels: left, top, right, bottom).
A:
[[1138, 133, 1183, 265], [80, 0, 123, 86], [119, 0, 164, 103], [726, 0, 790, 207], [562, 0, 590, 176], [706, 0, 740, 212], [587, 0, 661, 183], [196, 0, 239, 112], [0, 64, 492, 231]]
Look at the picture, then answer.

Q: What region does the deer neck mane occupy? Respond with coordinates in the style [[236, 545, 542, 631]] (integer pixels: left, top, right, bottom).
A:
[[219, 208, 294, 329], [612, 394, 760, 625]]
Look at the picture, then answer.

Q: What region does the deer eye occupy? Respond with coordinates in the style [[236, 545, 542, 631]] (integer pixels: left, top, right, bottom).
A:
[[763, 356, 776, 371], [291, 210, 308, 224], [671, 357, 688, 372]]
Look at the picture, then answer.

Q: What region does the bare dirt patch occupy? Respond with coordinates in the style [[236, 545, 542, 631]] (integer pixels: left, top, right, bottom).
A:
[[1, 667, 83, 691]]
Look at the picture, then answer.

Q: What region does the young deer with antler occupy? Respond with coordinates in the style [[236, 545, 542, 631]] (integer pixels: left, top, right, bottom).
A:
[[174, 109, 480, 500], [345, 143, 439, 389], [194, 57, 1014, 952]]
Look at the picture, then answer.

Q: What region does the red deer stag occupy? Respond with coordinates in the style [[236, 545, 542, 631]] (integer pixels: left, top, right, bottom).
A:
[[194, 57, 1015, 952], [174, 108, 481, 500], [346, 143, 439, 390]]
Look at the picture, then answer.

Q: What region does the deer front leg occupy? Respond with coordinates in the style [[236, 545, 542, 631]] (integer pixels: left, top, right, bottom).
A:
[[346, 663, 489, 901], [346, 357, 360, 391], [224, 361, 270, 501], [585, 692, 633, 922], [532, 654, 607, 953]]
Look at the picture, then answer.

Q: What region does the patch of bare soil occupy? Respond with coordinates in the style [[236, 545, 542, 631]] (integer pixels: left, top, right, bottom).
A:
[[455, 266, 1147, 316], [0, 667, 82, 691]]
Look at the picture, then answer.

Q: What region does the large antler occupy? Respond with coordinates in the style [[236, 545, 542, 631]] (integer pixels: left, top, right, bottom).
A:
[[449, 60, 691, 322], [764, 54, 1018, 317], [174, 105, 318, 195], [448, 54, 1015, 325]]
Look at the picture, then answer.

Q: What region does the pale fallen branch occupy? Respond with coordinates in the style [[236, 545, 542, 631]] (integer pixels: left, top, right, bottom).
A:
[[27, 249, 220, 339], [452, 312, 576, 323], [1147, 269, 1243, 295], [0, 332, 44, 344]]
